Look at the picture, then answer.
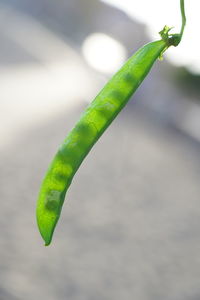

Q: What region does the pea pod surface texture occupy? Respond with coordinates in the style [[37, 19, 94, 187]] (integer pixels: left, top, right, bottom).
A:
[[36, 40, 169, 246]]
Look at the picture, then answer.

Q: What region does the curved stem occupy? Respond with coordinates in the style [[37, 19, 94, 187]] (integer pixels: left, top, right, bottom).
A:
[[180, 0, 186, 41], [159, 0, 186, 48]]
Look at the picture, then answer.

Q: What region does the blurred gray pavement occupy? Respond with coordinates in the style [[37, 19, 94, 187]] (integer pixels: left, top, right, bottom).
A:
[[1, 103, 200, 300]]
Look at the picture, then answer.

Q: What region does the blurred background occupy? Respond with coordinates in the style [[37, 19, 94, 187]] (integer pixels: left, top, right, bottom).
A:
[[1, 0, 200, 299]]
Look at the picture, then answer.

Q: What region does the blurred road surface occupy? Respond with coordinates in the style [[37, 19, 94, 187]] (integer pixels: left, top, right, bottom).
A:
[[1, 103, 200, 300]]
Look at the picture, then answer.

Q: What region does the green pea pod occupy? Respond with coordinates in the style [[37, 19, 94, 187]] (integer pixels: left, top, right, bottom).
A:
[[36, 0, 186, 246]]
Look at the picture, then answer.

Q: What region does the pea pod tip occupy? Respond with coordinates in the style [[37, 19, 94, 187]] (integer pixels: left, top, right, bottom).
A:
[[45, 241, 51, 246]]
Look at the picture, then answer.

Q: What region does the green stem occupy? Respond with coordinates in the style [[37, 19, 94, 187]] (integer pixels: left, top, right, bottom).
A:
[[180, 0, 186, 41], [159, 0, 186, 48]]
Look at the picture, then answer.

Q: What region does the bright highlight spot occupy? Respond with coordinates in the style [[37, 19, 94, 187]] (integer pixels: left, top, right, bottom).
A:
[[101, 0, 200, 74], [82, 33, 127, 73]]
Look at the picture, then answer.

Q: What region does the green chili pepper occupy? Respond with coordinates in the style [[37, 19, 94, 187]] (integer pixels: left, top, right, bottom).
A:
[[36, 0, 186, 246]]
